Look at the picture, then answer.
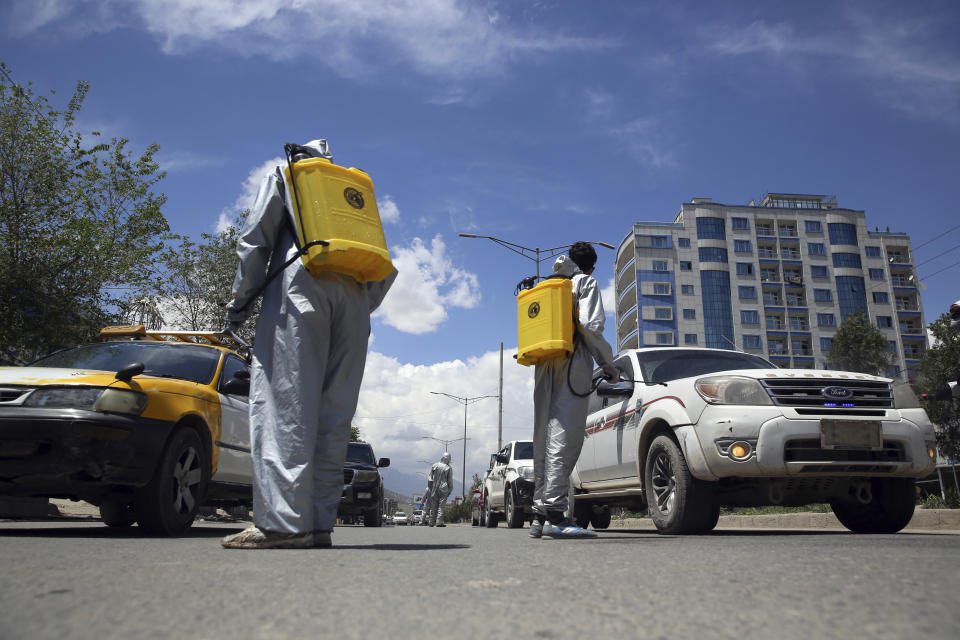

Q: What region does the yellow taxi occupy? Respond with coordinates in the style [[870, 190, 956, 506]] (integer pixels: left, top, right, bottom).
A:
[[0, 325, 253, 535]]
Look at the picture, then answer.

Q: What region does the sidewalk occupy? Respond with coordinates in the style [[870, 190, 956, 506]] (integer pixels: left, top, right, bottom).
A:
[[611, 509, 960, 532]]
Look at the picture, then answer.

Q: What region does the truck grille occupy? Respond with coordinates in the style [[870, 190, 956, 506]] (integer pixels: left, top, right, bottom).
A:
[[760, 378, 892, 412], [343, 469, 355, 485], [784, 439, 906, 463]]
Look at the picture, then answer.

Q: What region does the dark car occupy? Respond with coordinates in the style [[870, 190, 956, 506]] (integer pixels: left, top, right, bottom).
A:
[[338, 442, 389, 527]]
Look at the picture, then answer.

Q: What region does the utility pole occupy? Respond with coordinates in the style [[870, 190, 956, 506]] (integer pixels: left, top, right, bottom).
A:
[[498, 342, 504, 451]]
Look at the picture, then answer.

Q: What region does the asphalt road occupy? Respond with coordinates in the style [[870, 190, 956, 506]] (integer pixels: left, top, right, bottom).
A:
[[1, 519, 959, 639]]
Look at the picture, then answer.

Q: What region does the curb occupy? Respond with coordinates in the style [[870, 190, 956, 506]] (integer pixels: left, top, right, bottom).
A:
[[610, 509, 960, 531]]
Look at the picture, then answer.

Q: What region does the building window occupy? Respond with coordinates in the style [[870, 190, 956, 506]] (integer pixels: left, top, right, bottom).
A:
[[680, 261, 692, 271], [811, 265, 828, 279], [807, 242, 826, 256], [678, 237, 690, 248], [804, 220, 822, 233], [741, 310, 760, 324], [828, 223, 859, 246], [786, 292, 806, 306], [813, 289, 833, 303], [734, 239, 752, 253], [731, 217, 750, 230], [790, 316, 810, 330], [877, 316, 893, 328], [653, 283, 671, 295], [873, 292, 889, 304], [656, 332, 673, 345], [833, 253, 862, 269], [699, 247, 728, 263], [655, 307, 673, 320], [743, 335, 762, 350], [681, 284, 695, 295], [738, 286, 757, 299], [817, 313, 836, 327], [820, 337, 833, 351], [736, 262, 754, 276], [683, 308, 696, 320], [869, 268, 885, 280], [684, 334, 698, 345], [651, 236, 668, 248], [652, 260, 668, 271], [701, 271, 734, 350], [836, 276, 867, 320], [696, 217, 726, 240], [865, 246, 881, 258]]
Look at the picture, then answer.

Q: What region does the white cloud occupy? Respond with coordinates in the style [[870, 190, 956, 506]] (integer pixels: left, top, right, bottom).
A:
[[375, 235, 481, 334], [610, 117, 678, 169], [379, 194, 401, 224], [355, 346, 534, 495], [600, 277, 616, 320]]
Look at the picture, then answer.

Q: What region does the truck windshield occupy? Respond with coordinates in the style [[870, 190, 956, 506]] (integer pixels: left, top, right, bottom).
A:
[[31, 342, 221, 385], [513, 441, 533, 460], [638, 349, 774, 384], [346, 443, 376, 465]]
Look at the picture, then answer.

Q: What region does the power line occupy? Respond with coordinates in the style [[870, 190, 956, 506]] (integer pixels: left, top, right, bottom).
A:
[[913, 224, 960, 251], [919, 259, 960, 281], [915, 244, 960, 269]]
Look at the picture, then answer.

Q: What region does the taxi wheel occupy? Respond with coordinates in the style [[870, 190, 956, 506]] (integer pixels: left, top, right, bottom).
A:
[[100, 500, 136, 528], [136, 427, 209, 536]]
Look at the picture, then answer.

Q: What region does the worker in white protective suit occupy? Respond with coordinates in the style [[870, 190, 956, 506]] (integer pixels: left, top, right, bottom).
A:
[[425, 452, 453, 527], [530, 243, 617, 539], [220, 139, 397, 549], [420, 477, 434, 525]]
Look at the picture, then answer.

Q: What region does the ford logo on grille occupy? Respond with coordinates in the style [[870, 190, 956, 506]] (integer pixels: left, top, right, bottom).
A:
[[822, 386, 854, 400]]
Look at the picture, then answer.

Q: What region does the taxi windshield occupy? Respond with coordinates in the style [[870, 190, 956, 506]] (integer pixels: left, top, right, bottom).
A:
[[31, 342, 222, 385]]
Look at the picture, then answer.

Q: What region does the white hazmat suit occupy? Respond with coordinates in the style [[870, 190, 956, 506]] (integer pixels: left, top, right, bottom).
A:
[[225, 140, 396, 539], [532, 254, 614, 527], [425, 452, 453, 526]]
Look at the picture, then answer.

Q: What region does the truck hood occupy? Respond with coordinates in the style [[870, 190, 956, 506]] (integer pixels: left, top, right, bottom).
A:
[[673, 368, 890, 383]]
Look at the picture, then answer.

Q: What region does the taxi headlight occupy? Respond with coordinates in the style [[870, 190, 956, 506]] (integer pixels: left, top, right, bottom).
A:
[[892, 382, 920, 409], [695, 376, 772, 406], [24, 387, 146, 416]]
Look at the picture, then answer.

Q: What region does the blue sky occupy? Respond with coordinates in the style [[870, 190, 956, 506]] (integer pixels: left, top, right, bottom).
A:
[[3, 0, 959, 497]]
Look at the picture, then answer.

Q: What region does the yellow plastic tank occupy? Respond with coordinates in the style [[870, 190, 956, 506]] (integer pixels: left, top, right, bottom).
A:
[[516, 278, 575, 366], [283, 157, 393, 283]]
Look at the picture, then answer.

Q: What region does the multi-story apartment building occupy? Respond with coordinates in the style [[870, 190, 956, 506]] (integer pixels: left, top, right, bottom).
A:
[[613, 193, 925, 380]]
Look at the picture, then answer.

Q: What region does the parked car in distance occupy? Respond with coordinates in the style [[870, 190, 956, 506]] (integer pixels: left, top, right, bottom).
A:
[[482, 440, 535, 528], [571, 347, 938, 534], [337, 442, 389, 527], [470, 487, 483, 526], [393, 511, 408, 525], [0, 325, 254, 536], [412, 509, 423, 525]]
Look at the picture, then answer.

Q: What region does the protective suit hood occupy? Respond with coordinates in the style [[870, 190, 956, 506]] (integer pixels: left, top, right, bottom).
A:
[[553, 255, 581, 278], [300, 139, 333, 159], [441, 452, 451, 464]]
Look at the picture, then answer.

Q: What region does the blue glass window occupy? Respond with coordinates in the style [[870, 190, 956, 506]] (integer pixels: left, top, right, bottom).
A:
[[828, 223, 858, 246], [743, 335, 762, 349], [736, 262, 753, 276], [651, 236, 668, 248], [741, 310, 760, 324], [873, 292, 889, 303], [810, 265, 828, 279], [678, 237, 690, 248], [731, 217, 750, 230], [813, 289, 833, 302], [683, 308, 696, 320], [653, 283, 671, 295], [701, 271, 734, 350], [836, 276, 868, 320], [697, 217, 726, 240], [869, 268, 885, 280], [820, 337, 833, 351], [738, 286, 757, 299], [653, 260, 668, 271], [655, 307, 672, 320], [656, 333, 673, 345], [734, 239, 752, 253], [865, 246, 881, 257], [877, 316, 893, 328], [804, 220, 822, 233], [681, 284, 695, 295], [699, 247, 728, 263], [833, 253, 862, 269], [807, 242, 826, 256], [680, 261, 692, 271], [684, 334, 698, 345], [817, 313, 836, 326]]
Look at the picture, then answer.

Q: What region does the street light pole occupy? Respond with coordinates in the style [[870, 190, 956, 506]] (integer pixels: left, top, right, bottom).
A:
[[430, 391, 496, 500], [458, 234, 615, 280]]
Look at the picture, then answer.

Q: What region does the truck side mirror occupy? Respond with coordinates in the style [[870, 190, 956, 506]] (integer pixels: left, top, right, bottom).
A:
[[596, 380, 633, 397], [495, 452, 509, 464], [378, 457, 390, 468]]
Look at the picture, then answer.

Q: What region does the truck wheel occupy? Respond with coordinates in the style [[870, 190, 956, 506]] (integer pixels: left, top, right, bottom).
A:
[[364, 507, 382, 527], [484, 492, 498, 528], [505, 487, 524, 528], [573, 500, 592, 529], [135, 427, 209, 536], [644, 435, 719, 535], [100, 500, 136, 528], [590, 507, 612, 530], [830, 478, 916, 533]]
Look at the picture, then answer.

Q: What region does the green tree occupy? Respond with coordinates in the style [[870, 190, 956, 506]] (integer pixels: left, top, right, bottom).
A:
[[826, 311, 893, 375], [350, 424, 364, 443], [0, 65, 168, 363], [918, 314, 960, 460]]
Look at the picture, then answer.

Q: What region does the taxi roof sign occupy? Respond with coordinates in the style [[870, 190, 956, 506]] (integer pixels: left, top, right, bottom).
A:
[[98, 325, 246, 353]]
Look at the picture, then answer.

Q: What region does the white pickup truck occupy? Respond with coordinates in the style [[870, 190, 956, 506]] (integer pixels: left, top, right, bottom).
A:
[[571, 347, 937, 534]]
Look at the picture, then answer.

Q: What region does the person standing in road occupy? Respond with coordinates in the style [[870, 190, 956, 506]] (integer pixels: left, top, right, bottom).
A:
[[530, 242, 617, 539], [420, 476, 434, 525], [220, 139, 397, 549], [424, 452, 453, 526]]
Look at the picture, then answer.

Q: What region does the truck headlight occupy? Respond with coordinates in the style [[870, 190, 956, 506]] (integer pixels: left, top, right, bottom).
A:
[[695, 376, 772, 406], [520, 466, 534, 481], [24, 387, 147, 416], [353, 470, 380, 483], [892, 382, 920, 409]]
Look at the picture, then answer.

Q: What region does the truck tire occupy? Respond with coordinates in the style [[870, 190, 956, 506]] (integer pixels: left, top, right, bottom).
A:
[[505, 487, 524, 529], [644, 434, 719, 535], [830, 477, 916, 533], [364, 506, 382, 527], [100, 500, 136, 528], [573, 500, 592, 529], [484, 492, 499, 528], [135, 426, 209, 536], [590, 507, 612, 530]]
